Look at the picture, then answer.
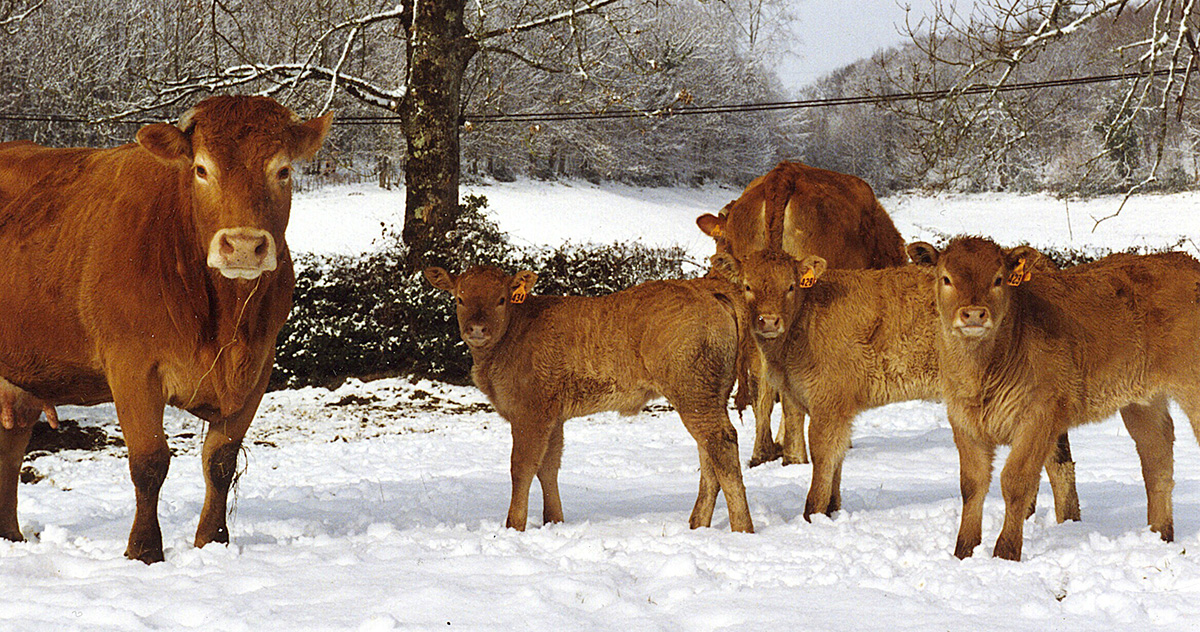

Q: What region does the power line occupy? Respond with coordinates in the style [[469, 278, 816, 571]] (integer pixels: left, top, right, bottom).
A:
[[0, 67, 1188, 128]]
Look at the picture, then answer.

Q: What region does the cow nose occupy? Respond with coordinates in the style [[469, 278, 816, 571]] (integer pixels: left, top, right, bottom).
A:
[[957, 306, 990, 327], [207, 227, 278, 279], [463, 324, 491, 346], [757, 314, 783, 337]]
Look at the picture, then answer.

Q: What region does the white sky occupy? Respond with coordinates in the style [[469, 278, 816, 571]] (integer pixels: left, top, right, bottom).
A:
[[777, 0, 946, 92]]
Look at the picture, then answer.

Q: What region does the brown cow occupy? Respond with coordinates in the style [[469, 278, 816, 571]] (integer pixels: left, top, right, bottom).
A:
[[696, 161, 908, 467], [424, 265, 754, 533], [723, 248, 1080, 524], [0, 95, 331, 562], [914, 236, 1200, 561]]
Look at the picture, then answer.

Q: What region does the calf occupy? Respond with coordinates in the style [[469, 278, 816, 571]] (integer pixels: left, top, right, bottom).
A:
[[697, 161, 908, 467], [725, 249, 1080, 524], [425, 265, 754, 533], [914, 236, 1200, 560]]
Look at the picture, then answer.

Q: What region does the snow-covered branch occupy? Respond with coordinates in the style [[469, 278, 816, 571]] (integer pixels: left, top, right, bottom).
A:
[[477, 0, 624, 40], [105, 64, 404, 122], [0, 0, 43, 33]]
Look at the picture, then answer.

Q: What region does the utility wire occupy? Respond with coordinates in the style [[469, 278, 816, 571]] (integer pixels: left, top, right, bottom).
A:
[[0, 67, 1187, 128]]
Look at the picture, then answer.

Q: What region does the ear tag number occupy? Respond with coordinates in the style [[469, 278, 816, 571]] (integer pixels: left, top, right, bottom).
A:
[[710, 224, 725, 238], [1006, 257, 1031, 287], [798, 267, 817, 288], [511, 280, 528, 304]]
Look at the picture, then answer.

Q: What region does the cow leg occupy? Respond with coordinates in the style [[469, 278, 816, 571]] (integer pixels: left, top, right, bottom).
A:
[[1043, 432, 1081, 523], [1120, 396, 1175, 542], [110, 367, 170, 564], [802, 406, 852, 521], [951, 422, 994, 559], [690, 446, 720, 529], [507, 419, 553, 531], [0, 413, 35, 541], [778, 394, 809, 465], [993, 416, 1058, 561], [675, 400, 753, 533], [537, 421, 565, 525], [748, 371, 782, 467], [194, 368, 269, 550]]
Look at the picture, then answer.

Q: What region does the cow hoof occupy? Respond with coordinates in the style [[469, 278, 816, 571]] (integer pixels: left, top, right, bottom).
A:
[[0, 529, 24, 543], [748, 445, 783, 468], [125, 542, 165, 564]]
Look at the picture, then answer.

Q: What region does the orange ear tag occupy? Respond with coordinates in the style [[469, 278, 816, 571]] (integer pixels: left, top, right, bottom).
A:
[[511, 280, 528, 304], [798, 267, 818, 288], [710, 224, 725, 239], [1006, 257, 1032, 287]]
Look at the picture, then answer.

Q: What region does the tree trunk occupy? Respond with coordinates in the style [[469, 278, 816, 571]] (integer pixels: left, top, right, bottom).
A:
[[400, 0, 478, 271]]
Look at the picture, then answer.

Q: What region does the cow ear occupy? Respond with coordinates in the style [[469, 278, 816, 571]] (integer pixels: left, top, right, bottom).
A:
[[511, 270, 538, 292], [696, 213, 726, 239], [423, 267, 457, 292], [136, 123, 192, 165], [1005, 245, 1043, 273], [708, 253, 740, 284], [907, 242, 940, 266], [288, 113, 334, 162], [798, 255, 828, 284]]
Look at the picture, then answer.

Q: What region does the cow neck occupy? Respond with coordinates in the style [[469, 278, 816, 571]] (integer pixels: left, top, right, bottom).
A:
[[467, 300, 536, 398]]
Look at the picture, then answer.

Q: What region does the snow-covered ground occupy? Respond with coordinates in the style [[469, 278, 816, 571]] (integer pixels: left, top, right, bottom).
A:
[[6, 179, 1200, 631]]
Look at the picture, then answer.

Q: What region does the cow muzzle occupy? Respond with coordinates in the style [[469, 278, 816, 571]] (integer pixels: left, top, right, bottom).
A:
[[207, 227, 278, 279], [953, 306, 992, 338], [755, 313, 784, 339], [462, 324, 492, 348]]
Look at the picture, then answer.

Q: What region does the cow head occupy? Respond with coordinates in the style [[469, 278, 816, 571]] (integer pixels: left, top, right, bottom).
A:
[[135, 95, 333, 281], [714, 250, 827, 341], [908, 238, 1041, 343], [424, 265, 537, 351]]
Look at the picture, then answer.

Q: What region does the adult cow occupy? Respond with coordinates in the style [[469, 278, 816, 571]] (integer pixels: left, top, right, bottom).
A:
[[695, 161, 908, 467], [0, 95, 331, 563]]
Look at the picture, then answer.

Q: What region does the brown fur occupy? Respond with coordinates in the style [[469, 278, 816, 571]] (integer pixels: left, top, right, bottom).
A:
[[697, 162, 908, 468], [919, 236, 1200, 561], [0, 95, 331, 562], [723, 248, 1081, 525], [425, 265, 754, 533]]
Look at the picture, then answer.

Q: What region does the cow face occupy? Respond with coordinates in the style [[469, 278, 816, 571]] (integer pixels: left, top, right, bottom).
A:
[[910, 238, 1039, 343], [719, 250, 827, 341], [425, 265, 537, 350], [136, 95, 332, 281]]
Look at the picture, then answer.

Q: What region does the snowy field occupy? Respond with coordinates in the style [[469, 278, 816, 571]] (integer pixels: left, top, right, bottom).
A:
[[6, 179, 1200, 631]]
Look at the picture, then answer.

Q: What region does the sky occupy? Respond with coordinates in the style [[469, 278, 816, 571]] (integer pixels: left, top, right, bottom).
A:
[[777, 0, 945, 92]]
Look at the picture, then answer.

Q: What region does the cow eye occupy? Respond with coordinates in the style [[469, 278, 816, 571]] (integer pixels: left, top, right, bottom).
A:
[[456, 297, 463, 306], [497, 296, 506, 305], [277, 167, 291, 180], [194, 165, 208, 179], [993, 276, 1003, 287], [941, 276, 952, 287], [787, 284, 795, 293]]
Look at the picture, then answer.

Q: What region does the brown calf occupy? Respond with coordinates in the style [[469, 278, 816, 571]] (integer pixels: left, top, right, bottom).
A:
[[0, 96, 330, 562], [697, 162, 908, 467], [914, 236, 1200, 560], [425, 265, 754, 533], [724, 249, 1080, 524]]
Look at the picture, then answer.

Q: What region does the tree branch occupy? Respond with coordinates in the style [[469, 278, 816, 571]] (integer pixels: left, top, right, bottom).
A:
[[477, 0, 625, 40]]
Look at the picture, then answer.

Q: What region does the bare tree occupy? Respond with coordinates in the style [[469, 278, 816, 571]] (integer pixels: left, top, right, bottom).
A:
[[885, 0, 1200, 208]]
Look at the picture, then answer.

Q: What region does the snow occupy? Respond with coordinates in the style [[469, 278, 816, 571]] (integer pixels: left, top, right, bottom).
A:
[[6, 179, 1200, 631]]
